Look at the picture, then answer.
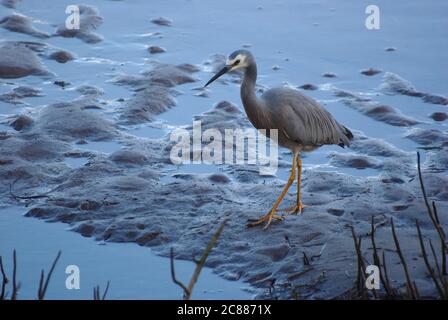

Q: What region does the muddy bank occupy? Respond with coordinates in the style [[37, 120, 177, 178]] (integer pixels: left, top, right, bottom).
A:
[[2, 90, 447, 298], [1, 0, 447, 299]]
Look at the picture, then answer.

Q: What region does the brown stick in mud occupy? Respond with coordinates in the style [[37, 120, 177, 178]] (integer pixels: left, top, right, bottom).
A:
[[350, 226, 378, 299], [390, 218, 416, 299], [0, 256, 9, 300], [170, 219, 227, 300], [93, 281, 110, 300], [431, 201, 447, 276], [370, 216, 392, 296], [37, 251, 61, 300], [11, 250, 18, 300], [416, 220, 445, 298], [417, 152, 447, 256], [428, 240, 448, 297], [381, 250, 394, 297]]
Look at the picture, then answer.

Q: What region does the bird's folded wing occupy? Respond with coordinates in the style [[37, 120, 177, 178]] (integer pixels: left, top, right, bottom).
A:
[[269, 89, 349, 147]]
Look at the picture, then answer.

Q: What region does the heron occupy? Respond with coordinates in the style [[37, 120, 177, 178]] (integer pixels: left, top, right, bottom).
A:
[[205, 50, 353, 229]]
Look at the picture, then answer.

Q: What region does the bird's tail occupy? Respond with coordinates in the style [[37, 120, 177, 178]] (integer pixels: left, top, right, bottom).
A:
[[343, 126, 354, 140], [338, 125, 354, 148]]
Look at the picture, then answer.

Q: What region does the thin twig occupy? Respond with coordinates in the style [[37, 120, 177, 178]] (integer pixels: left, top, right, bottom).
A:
[[38, 270, 44, 299], [432, 202, 447, 276], [413, 281, 420, 299], [9, 177, 60, 200], [390, 219, 416, 299], [429, 240, 448, 298], [302, 252, 310, 266], [11, 250, 17, 300], [38, 251, 61, 300], [417, 152, 433, 220], [416, 221, 444, 298], [170, 219, 228, 300], [102, 281, 110, 300], [350, 226, 373, 298], [170, 247, 190, 297], [0, 256, 9, 300], [351, 227, 362, 293], [381, 251, 394, 298], [417, 152, 447, 255], [92, 281, 110, 300], [370, 216, 391, 296], [186, 219, 227, 299]]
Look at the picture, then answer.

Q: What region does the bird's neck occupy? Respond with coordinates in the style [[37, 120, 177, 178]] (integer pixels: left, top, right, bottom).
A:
[[240, 62, 260, 119]]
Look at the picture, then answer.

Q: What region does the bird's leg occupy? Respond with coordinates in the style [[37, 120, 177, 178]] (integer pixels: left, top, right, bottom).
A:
[[277, 153, 308, 214], [247, 154, 297, 229], [294, 154, 308, 213]]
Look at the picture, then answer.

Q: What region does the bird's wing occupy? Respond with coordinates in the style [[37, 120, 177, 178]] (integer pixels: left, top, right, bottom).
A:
[[262, 87, 351, 147]]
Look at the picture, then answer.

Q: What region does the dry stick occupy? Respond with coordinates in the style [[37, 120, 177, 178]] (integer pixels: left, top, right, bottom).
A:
[[429, 240, 448, 298], [186, 219, 228, 299], [302, 252, 310, 266], [432, 201, 446, 239], [170, 248, 190, 297], [417, 152, 447, 255], [351, 229, 363, 295], [417, 152, 447, 279], [432, 201, 447, 276], [415, 221, 444, 298], [381, 251, 394, 297], [413, 281, 420, 299], [8, 177, 60, 200], [11, 250, 17, 300], [432, 201, 441, 226], [350, 227, 372, 299], [38, 251, 61, 300], [428, 240, 444, 284], [0, 256, 9, 300], [390, 219, 416, 299], [350, 227, 362, 292], [357, 237, 370, 299], [171, 219, 228, 300], [370, 216, 392, 296], [417, 152, 434, 219], [102, 281, 110, 300], [38, 270, 44, 299], [92, 281, 110, 300]]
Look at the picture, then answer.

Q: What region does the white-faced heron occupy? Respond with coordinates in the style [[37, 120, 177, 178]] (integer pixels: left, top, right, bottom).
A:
[[205, 50, 353, 229]]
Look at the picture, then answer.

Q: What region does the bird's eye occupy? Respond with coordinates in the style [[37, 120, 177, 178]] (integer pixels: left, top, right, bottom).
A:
[[234, 59, 240, 65]]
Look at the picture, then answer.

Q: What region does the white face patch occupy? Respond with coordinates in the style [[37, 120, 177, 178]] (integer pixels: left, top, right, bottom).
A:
[[226, 54, 246, 70]]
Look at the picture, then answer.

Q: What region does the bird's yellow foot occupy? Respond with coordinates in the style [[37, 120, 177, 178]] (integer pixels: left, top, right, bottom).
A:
[[247, 211, 284, 229], [277, 203, 308, 214]]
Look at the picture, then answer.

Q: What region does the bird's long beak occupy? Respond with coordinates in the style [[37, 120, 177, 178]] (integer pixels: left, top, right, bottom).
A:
[[204, 65, 230, 87]]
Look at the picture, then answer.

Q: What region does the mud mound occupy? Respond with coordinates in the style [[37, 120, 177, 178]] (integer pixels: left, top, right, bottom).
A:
[[112, 63, 198, 124], [0, 13, 50, 38], [1, 0, 21, 8], [334, 87, 420, 127], [33, 100, 119, 141], [55, 4, 103, 44], [381, 72, 448, 106], [0, 85, 42, 105], [0, 42, 50, 78]]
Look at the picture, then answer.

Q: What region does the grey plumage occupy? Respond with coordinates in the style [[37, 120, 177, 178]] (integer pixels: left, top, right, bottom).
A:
[[205, 49, 354, 229], [259, 87, 353, 150], [221, 49, 353, 153]]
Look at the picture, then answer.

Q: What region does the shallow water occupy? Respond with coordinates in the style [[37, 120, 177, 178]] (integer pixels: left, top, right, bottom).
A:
[[1, 0, 447, 300], [1, 0, 446, 166], [0, 206, 253, 299]]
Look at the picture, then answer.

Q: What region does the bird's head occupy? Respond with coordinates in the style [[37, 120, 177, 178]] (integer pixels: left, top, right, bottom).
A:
[[204, 50, 254, 87]]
